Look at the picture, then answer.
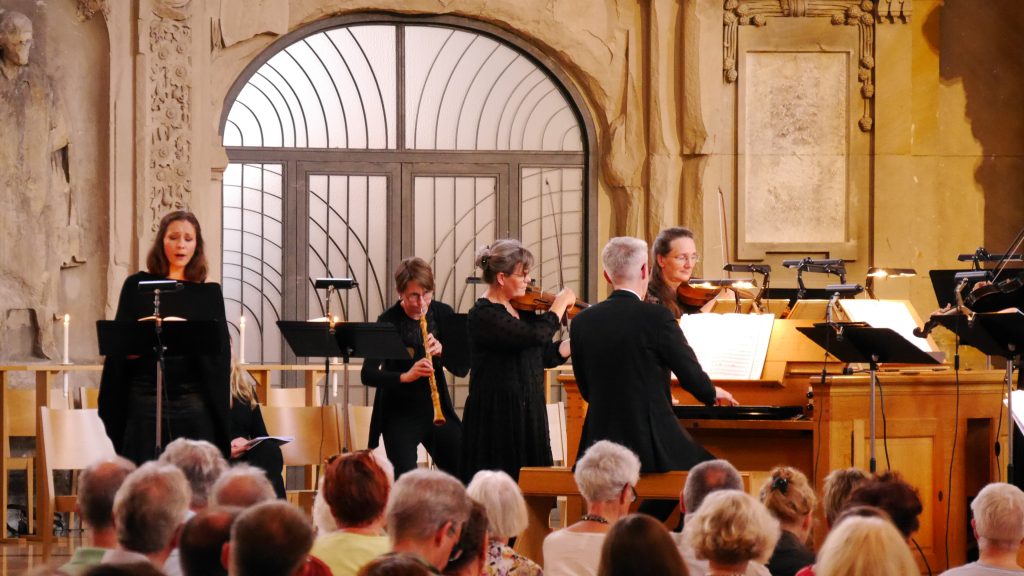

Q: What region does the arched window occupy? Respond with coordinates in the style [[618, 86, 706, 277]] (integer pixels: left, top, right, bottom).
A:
[[219, 15, 595, 381]]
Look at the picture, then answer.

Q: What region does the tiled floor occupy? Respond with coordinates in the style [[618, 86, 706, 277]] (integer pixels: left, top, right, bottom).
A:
[[0, 535, 79, 575]]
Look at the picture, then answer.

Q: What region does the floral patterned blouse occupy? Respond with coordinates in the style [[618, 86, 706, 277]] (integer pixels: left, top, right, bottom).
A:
[[485, 541, 543, 576]]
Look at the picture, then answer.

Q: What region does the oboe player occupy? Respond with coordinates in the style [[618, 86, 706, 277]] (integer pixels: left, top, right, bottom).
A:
[[361, 257, 465, 479]]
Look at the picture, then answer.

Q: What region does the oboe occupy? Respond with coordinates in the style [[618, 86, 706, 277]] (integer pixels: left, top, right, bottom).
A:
[[419, 314, 446, 426]]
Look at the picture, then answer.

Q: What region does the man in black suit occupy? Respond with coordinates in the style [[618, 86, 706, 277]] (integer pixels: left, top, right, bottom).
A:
[[570, 236, 736, 518]]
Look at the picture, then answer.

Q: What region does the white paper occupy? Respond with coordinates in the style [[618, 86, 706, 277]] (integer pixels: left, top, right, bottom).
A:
[[1005, 390, 1024, 433], [679, 313, 775, 380], [244, 435, 295, 450], [839, 300, 934, 354]]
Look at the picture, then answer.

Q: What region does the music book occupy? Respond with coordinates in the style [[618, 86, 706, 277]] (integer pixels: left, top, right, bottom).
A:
[[244, 435, 294, 450], [678, 313, 775, 380], [838, 299, 936, 354], [1005, 390, 1024, 432]]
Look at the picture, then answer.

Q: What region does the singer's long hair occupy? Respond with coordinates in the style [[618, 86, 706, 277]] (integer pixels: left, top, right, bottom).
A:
[[147, 211, 208, 282], [648, 226, 695, 319]]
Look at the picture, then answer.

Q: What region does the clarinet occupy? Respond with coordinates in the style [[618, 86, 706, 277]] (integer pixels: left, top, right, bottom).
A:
[[419, 314, 446, 426]]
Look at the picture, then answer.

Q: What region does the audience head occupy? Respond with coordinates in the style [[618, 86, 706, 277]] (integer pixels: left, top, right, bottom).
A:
[[179, 506, 240, 576], [443, 501, 489, 576], [574, 440, 641, 508], [78, 457, 137, 533], [832, 504, 891, 527], [971, 482, 1024, 550], [113, 462, 192, 558], [683, 489, 780, 567], [845, 471, 923, 539], [228, 500, 314, 576], [160, 438, 228, 509], [386, 469, 472, 570], [597, 514, 688, 576], [815, 516, 919, 576], [759, 466, 816, 531], [682, 459, 743, 514], [466, 470, 528, 542], [358, 553, 434, 576], [210, 464, 276, 508], [323, 449, 390, 529], [601, 237, 649, 285], [822, 467, 869, 528], [475, 239, 534, 286]]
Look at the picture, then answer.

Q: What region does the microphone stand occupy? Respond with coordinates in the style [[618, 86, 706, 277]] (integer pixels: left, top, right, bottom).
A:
[[149, 289, 167, 460]]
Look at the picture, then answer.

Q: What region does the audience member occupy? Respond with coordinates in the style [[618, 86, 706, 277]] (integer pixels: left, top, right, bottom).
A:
[[226, 500, 314, 576], [814, 516, 918, 576], [759, 466, 816, 576], [104, 462, 192, 569], [159, 438, 229, 510], [358, 553, 435, 576], [676, 459, 769, 576], [597, 514, 688, 576], [821, 468, 868, 529], [178, 507, 240, 576], [82, 563, 165, 576], [387, 469, 473, 572], [844, 470, 923, 540], [210, 464, 277, 508], [684, 490, 780, 576], [443, 502, 489, 576], [466, 470, 542, 576], [311, 450, 391, 575], [60, 458, 137, 575], [543, 440, 640, 576], [940, 482, 1024, 575], [794, 506, 892, 576]]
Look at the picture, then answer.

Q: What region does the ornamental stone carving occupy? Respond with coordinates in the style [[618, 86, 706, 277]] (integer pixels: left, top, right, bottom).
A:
[[147, 3, 193, 231], [722, 0, 905, 132]]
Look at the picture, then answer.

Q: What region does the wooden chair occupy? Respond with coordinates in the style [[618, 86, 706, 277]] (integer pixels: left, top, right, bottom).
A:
[[546, 402, 567, 466], [260, 405, 342, 513], [266, 386, 321, 407], [38, 407, 116, 554], [80, 386, 100, 409], [3, 388, 73, 539], [347, 404, 374, 451]]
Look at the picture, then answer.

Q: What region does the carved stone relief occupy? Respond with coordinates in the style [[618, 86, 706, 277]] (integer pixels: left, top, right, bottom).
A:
[[722, 0, 908, 132], [146, 0, 193, 232], [76, 0, 108, 22]]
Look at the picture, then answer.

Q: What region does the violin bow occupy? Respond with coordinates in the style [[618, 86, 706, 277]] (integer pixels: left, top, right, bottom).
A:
[[543, 177, 567, 291], [990, 224, 1024, 283]]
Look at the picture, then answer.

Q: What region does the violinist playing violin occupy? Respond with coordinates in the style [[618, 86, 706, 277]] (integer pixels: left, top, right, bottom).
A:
[[646, 226, 733, 318], [460, 239, 574, 483]]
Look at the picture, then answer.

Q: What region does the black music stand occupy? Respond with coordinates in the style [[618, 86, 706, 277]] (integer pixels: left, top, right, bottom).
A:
[[797, 323, 941, 473], [933, 311, 1024, 483], [97, 319, 223, 459], [277, 321, 408, 450]]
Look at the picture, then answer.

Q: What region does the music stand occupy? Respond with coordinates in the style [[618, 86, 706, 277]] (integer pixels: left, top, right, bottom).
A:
[[277, 321, 408, 450], [933, 311, 1024, 482], [797, 323, 941, 473], [97, 319, 223, 459]]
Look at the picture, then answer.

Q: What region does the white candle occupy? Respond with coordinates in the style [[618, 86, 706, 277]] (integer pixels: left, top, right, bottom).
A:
[[238, 315, 246, 364], [63, 314, 70, 364]]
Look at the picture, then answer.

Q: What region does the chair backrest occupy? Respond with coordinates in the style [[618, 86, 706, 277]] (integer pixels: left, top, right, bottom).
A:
[[546, 402, 567, 465], [347, 404, 373, 451], [5, 388, 72, 443], [266, 387, 320, 407], [81, 386, 100, 409], [260, 405, 342, 466]]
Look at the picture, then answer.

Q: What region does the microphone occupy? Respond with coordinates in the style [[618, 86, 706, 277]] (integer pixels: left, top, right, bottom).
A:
[[724, 263, 771, 274], [314, 278, 357, 290], [138, 280, 183, 293]]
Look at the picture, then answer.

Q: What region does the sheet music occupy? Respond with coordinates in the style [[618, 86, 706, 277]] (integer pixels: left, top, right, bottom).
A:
[[839, 300, 934, 354], [1005, 390, 1024, 432], [679, 313, 775, 380]]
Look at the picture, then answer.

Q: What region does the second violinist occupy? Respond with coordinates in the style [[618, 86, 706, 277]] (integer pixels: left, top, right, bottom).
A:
[[361, 257, 465, 479], [460, 239, 574, 483], [646, 226, 731, 318]]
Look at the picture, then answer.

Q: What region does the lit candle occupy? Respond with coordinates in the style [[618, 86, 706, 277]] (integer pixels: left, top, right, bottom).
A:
[[238, 315, 246, 364], [63, 314, 70, 364]]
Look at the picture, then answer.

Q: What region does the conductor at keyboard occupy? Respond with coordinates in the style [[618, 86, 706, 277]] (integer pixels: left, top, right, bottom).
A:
[[570, 237, 737, 519]]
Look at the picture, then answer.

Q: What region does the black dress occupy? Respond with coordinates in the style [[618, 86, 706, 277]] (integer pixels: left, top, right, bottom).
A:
[[361, 300, 466, 478], [460, 298, 566, 483], [98, 271, 231, 465], [230, 399, 286, 499]]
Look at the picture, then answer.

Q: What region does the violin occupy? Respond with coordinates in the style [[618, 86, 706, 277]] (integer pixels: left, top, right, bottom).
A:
[[511, 285, 589, 320], [963, 271, 1024, 312], [677, 281, 722, 309]]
